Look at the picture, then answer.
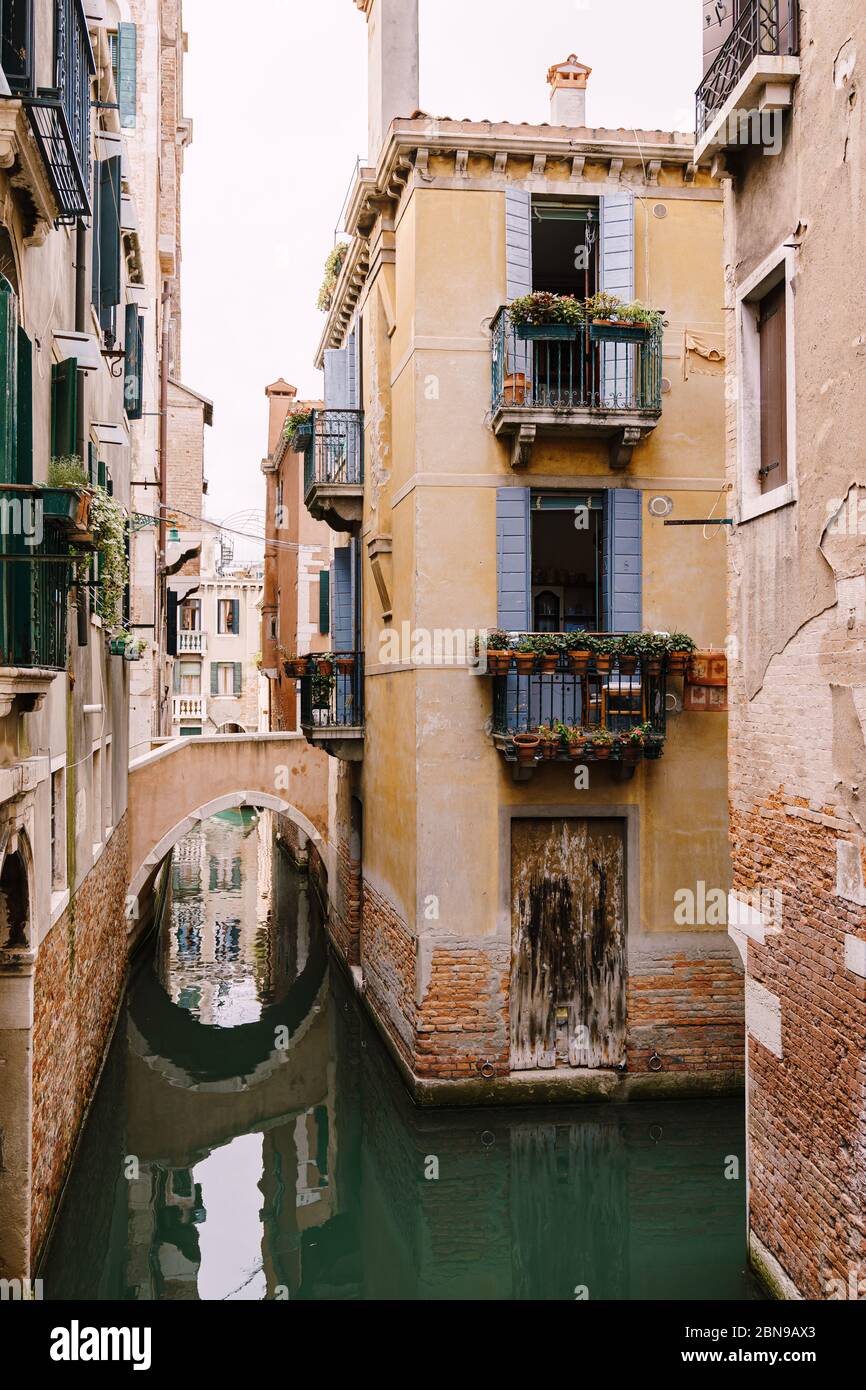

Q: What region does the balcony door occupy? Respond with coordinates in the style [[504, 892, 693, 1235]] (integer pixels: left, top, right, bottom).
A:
[[510, 817, 627, 1070]]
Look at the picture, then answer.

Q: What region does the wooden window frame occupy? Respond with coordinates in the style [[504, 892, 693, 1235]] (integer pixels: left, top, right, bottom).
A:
[[736, 244, 798, 523]]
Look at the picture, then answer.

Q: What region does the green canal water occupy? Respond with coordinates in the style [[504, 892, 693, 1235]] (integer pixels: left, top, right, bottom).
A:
[[42, 812, 759, 1301]]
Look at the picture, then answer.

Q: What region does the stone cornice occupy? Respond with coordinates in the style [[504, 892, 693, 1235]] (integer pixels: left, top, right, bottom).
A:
[[316, 116, 717, 364]]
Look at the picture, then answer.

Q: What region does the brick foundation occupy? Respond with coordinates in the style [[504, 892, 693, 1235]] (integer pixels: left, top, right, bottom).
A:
[[30, 818, 130, 1264], [628, 946, 744, 1075]]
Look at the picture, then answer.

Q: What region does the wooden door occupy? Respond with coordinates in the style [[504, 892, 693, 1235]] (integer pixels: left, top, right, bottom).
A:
[[759, 281, 788, 493], [510, 818, 627, 1070]]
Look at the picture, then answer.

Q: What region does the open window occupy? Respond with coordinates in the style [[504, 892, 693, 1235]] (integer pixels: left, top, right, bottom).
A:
[[531, 495, 605, 632], [530, 199, 599, 298]]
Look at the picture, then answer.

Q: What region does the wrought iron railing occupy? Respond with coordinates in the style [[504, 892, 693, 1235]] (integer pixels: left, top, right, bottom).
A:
[[0, 490, 71, 670], [303, 409, 364, 498], [491, 308, 663, 416], [491, 636, 668, 761], [299, 652, 364, 730], [24, 0, 94, 221], [696, 0, 799, 138]]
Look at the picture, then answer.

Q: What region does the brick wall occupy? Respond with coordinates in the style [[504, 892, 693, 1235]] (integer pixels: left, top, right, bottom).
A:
[[415, 943, 510, 1079], [627, 946, 744, 1075], [30, 819, 130, 1264], [360, 880, 417, 1070]]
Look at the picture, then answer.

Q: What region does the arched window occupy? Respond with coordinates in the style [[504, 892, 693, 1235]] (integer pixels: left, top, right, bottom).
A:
[[534, 589, 560, 633], [0, 849, 30, 950]]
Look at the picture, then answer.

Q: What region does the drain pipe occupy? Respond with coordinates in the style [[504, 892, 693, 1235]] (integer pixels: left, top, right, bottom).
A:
[[158, 280, 171, 731], [75, 218, 89, 646]]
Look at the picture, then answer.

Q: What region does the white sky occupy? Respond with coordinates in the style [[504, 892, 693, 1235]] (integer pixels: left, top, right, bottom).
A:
[[181, 0, 703, 527]]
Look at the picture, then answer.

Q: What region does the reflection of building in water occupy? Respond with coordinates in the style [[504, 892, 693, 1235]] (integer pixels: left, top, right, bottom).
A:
[[163, 811, 276, 1027]]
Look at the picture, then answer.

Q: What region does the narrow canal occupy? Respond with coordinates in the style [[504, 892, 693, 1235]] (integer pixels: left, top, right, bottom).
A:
[[42, 813, 758, 1301]]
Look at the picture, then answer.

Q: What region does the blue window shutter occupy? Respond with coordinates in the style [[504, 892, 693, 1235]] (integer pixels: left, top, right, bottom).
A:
[[117, 23, 137, 129], [505, 190, 532, 301], [604, 489, 642, 633], [318, 569, 330, 635], [324, 349, 350, 409], [601, 191, 635, 300], [496, 487, 531, 632], [332, 548, 354, 652], [233, 661, 242, 695], [347, 330, 358, 409]]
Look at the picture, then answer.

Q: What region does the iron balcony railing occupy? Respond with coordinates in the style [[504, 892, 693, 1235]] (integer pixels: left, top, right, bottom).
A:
[[491, 308, 663, 416], [23, 0, 95, 221], [303, 409, 364, 498], [0, 489, 71, 670], [696, 0, 800, 139], [299, 652, 364, 731], [491, 636, 668, 762]]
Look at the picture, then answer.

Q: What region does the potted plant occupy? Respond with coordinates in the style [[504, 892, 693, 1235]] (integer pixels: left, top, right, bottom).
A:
[[312, 671, 334, 710], [512, 637, 537, 675], [317, 655, 334, 677], [632, 632, 666, 677], [590, 727, 614, 760], [643, 731, 665, 760], [317, 241, 349, 313], [565, 633, 593, 674], [123, 637, 146, 661], [668, 632, 697, 675], [45, 456, 94, 532], [535, 725, 559, 760], [512, 732, 541, 765], [585, 293, 664, 343], [616, 634, 639, 676], [335, 653, 356, 676], [109, 631, 130, 657], [565, 725, 586, 760], [621, 723, 648, 763], [285, 407, 313, 452], [535, 634, 563, 674], [589, 635, 613, 675], [482, 629, 512, 675], [508, 292, 583, 341]]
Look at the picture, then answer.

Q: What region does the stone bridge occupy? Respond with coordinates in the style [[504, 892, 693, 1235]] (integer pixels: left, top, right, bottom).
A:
[[126, 733, 328, 920]]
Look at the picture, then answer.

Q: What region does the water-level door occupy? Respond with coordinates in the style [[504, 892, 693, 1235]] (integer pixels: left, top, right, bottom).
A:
[[510, 818, 627, 1070]]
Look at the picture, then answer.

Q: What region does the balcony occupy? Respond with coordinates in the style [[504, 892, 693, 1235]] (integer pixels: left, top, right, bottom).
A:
[[491, 309, 663, 470], [695, 0, 800, 164], [0, 489, 72, 715], [303, 409, 364, 533], [173, 695, 206, 723], [177, 630, 206, 656], [298, 652, 364, 762], [487, 635, 674, 782]]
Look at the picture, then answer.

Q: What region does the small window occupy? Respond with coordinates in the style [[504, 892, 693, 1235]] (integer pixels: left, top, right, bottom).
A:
[[180, 599, 201, 631], [51, 768, 66, 890], [758, 281, 788, 494], [736, 247, 796, 522], [178, 661, 201, 695], [216, 663, 234, 696]]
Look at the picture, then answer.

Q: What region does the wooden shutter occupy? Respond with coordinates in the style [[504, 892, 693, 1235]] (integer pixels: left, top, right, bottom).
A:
[[702, 0, 734, 77], [233, 662, 242, 695], [759, 281, 788, 493], [95, 157, 122, 312], [601, 191, 635, 406], [173, 661, 181, 693], [604, 489, 642, 633], [51, 359, 78, 458], [231, 598, 240, 634], [2, 0, 35, 93], [166, 589, 178, 657], [505, 189, 532, 301], [324, 348, 350, 409], [496, 487, 531, 631], [318, 569, 330, 635], [0, 277, 17, 483], [332, 549, 353, 651], [210, 663, 219, 696], [124, 304, 143, 419], [16, 325, 32, 483], [117, 22, 137, 128]]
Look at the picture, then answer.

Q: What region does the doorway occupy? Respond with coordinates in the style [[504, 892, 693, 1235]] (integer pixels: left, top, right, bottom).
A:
[[510, 817, 627, 1071]]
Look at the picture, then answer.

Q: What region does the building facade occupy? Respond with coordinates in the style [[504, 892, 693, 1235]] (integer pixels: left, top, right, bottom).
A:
[[697, 0, 866, 1298], [291, 0, 743, 1102]]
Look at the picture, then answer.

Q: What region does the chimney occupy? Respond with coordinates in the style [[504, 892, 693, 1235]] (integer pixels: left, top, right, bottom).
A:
[[547, 54, 592, 127], [354, 0, 420, 161]]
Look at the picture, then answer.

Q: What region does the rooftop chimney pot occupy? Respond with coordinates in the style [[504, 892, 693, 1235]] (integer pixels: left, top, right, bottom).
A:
[[548, 54, 592, 127]]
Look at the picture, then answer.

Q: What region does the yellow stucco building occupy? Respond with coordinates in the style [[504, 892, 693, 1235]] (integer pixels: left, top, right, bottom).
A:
[[293, 0, 741, 1101]]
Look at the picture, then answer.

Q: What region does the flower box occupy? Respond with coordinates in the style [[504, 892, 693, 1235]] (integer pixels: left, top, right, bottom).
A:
[[516, 323, 579, 341], [589, 319, 651, 344], [290, 424, 313, 451], [41, 486, 92, 529]]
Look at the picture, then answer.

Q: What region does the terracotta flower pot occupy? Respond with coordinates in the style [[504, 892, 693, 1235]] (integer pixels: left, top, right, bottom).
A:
[[593, 743, 612, 760], [503, 373, 529, 405], [318, 659, 334, 677], [594, 655, 611, 674], [512, 734, 540, 765], [292, 658, 310, 677], [669, 651, 690, 674], [617, 655, 637, 676], [540, 739, 558, 760], [335, 655, 355, 675], [568, 742, 586, 760], [514, 652, 536, 675], [486, 650, 511, 675], [538, 653, 559, 674], [646, 659, 662, 677], [568, 650, 591, 674]]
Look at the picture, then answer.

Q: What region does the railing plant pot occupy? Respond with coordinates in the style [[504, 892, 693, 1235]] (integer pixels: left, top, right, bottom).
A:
[[589, 320, 651, 344], [516, 323, 579, 341], [42, 487, 92, 528], [290, 426, 312, 452]]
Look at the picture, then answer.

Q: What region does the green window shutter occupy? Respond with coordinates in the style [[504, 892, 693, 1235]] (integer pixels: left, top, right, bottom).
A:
[[51, 359, 78, 459], [231, 599, 240, 634], [0, 277, 18, 483], [124, 303, 143, 419], [210, 664, 219, 696], [16, 326, 32, 483], [233, 662, 242, 695], [318, 570, 330, 634], [95, 157, 122, 312], [173, 662, 181, 693], [97, 459, 107, 491], [88, 440, 98, 485], [117, 23, 137, 129]]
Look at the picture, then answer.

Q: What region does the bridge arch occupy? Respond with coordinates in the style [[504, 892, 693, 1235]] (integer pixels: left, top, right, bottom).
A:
[[126, 733, 329, 920]]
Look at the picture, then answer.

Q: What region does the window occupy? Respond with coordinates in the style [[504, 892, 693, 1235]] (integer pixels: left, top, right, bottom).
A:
[[92, 157, 122, 337], [180, 599, 201, 631], [91, 747, 102, 853], [531, 497, 605, 633], [109, 23, 137, 129], [212, 662, 242, 697], [178, 662, 201, 696], [530, 199, 599, 297], [217, 598, 240, 634], [51, 767, 66, 890], [736, 246, 797, 521], [50, 357, 79, 459]]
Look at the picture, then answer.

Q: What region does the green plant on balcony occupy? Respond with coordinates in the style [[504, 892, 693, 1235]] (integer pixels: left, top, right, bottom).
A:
[[480, 628, 511, 674], [508, 292, 583, 340], [45, 455, 94, 529], [89, 488, 128, 631], [589, 726, 614, 759], [585, 293, 663, 331], [535, 724, 561, 760], [668, 631, 697, 673], [564, 632, 593, 673], [284, 408, 313, 452], [586, 633, 615, 673], [512, 636, 538, 674], [531, 632, 565, 672], [317, 242, 349, 312], [311, 671, 334, 710]]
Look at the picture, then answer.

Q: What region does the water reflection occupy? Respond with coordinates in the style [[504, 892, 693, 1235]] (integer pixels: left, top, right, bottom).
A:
[[42, 813, 756, 1301]]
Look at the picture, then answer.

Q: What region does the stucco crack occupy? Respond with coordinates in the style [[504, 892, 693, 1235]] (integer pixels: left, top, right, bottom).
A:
[[833, 37, 857, 91]]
